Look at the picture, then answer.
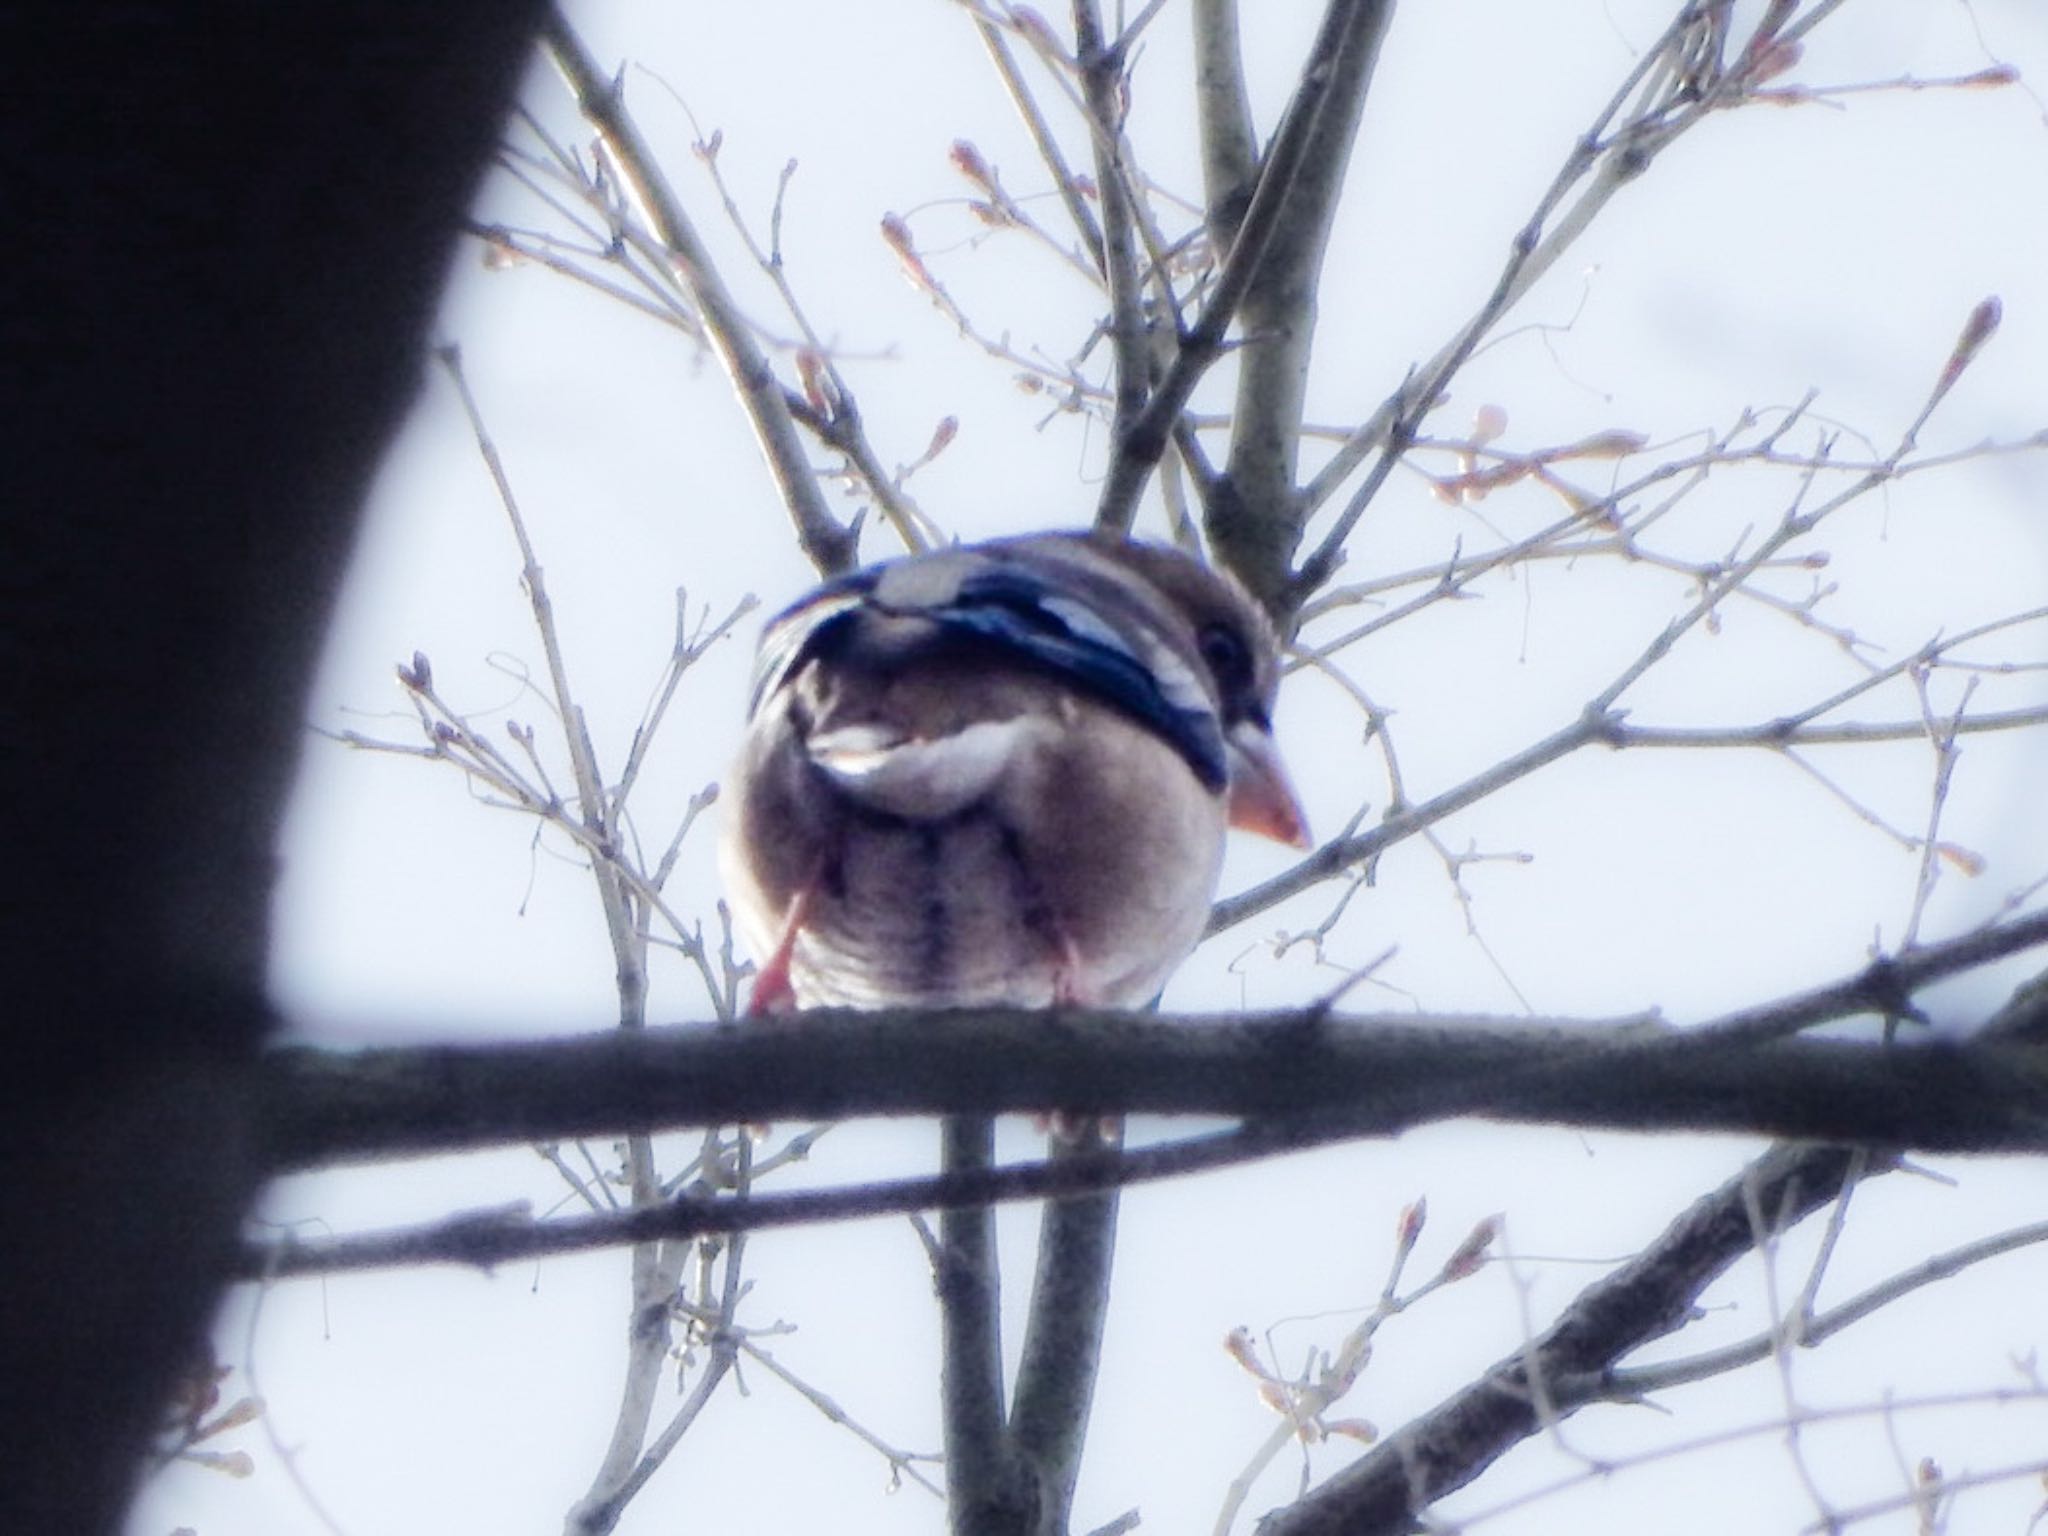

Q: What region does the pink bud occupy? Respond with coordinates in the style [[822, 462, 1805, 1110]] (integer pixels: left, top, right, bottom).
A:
[[949, 139, 995, 192], [1396, 1196, 1427, 1249], [1937, 296, 2002, 393], [1440, 1214, 1500, 1281]]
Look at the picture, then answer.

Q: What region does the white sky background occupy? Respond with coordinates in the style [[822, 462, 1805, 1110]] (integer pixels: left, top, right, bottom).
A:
[[135, 2, 2048, 1533]]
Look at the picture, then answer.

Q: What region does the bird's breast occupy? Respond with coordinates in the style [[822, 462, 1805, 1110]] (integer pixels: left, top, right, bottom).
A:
[[723, 655, 1233, 1012], [795, 808, 1065, 1007]]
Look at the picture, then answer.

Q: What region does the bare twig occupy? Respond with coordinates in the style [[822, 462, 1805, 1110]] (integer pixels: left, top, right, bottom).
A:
[[737, 1337, 945, 1498], [1219, 299, 2022, 935], [1596, 1216, 2048, 1397], [1290, 2, 1845, 605], [1256, 1143, 1868, 1536], [1457, 1386, 2048, 1529], [541, 11, 857, 576], [668, 104, 939, 552], [969, 13, 1106, 270]]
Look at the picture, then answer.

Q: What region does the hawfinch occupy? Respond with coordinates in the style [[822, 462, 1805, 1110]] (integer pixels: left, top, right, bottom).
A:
[[719, 530, 1308, 1012]]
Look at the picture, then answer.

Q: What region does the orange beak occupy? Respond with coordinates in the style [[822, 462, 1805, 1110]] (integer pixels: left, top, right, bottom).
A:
[[1224, 723, 1311, 849]]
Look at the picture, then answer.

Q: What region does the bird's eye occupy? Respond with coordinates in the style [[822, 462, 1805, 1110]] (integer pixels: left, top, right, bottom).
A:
[[1197, 621, 1253, 694]]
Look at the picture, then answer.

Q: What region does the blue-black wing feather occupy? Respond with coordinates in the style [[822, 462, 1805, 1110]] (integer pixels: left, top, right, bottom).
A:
[[750, 560, 1226, 789]]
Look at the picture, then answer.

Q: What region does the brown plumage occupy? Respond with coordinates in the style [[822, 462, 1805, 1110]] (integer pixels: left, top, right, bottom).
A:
[[719, 530, 1307, 1012]]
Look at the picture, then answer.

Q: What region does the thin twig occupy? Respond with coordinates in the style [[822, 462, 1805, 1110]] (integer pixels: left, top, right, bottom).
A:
[[1597, 1216, 2048, 1398], [541, 11, 856, 576]]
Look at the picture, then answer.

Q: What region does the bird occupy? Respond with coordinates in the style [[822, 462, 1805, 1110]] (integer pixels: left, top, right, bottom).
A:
[[718, 529, 1308, 1013]]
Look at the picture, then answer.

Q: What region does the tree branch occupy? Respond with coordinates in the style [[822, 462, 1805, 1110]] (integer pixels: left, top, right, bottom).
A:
[[1290, 1, 1790, 605], [1191, 0, 1258, 253], [1590, 1216, 2048, 1398], [1009, 1134, 1123, 1533], [1257, 1142, 1867, 1535], [1091, 0, 1394, 549], [540, 10, 857, 576], [971, 13, 1106, 272], [260, 902, 2048, 1177], [245, 970, 2048, 1281], [1074, 0, 1152, 535], [1211, 0, 1394, 608], [937, 1116, 1036, 1536]]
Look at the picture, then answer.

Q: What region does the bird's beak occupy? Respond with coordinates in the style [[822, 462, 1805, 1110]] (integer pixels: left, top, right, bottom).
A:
[[1225, 723, 1311, 849]]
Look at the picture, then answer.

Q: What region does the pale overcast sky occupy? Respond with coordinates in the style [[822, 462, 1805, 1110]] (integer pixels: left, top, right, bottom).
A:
[[138, 4, 2048, 1533]]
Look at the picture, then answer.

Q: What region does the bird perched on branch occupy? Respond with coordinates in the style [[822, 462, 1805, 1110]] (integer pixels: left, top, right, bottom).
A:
[[720, 530, 1308, 1013]]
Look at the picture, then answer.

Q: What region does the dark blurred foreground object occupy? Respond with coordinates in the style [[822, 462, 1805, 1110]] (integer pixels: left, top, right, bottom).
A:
[[0, 8, 542, 1528]]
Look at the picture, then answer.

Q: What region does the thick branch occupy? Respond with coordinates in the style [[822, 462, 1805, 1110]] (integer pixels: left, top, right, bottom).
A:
[[1010, 1137, 1122, 1533], [262, 927, 2048, 1173], [1212, 0, 1394, 607], [1191, 0, 1258, 252], [248, 1008, 2048, 1279], [938, 1116, 1036, 1536], [1092, 0, 1394, 546], [1074, 0, 1152, 531]]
